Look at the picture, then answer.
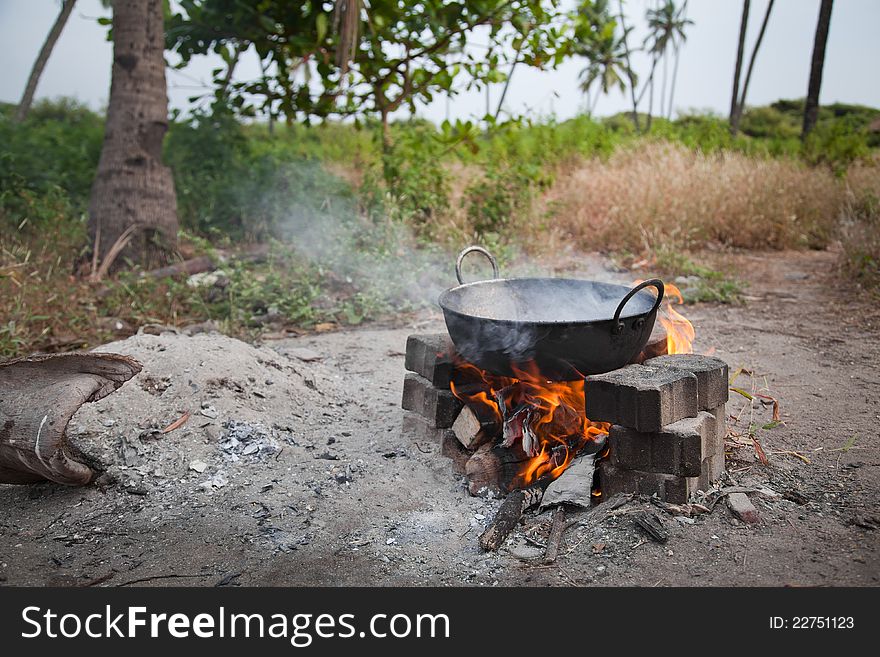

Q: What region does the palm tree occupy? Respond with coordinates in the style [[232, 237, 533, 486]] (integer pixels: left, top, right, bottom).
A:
[[641, 0, 692, 129], [802, 0, 834, 140], [729, 0, 751, 133], [14, 0, 78, 123], [665, 0, 689, 119], [616, 0, 641, 130], [732, 0, 774, 135], [88, 0, 179, 272], [574, 0, 635, 117]]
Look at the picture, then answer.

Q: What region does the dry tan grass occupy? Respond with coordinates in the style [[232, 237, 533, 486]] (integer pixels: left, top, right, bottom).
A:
[[839, 158, 880, 291], [536, 142, 846, 252]]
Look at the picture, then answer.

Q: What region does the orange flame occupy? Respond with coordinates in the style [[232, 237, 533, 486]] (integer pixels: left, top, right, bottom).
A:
[[659, 283, 695, 355], [451, 359, 609, 488], [449, 279, 694, 491]]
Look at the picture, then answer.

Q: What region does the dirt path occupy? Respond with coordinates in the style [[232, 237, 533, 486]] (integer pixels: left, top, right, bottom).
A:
[[1, 250, 877, 586]]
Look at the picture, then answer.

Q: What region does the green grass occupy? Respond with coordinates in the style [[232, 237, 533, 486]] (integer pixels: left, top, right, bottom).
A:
[[652, 246, 746, 304], [1, 96, 878, 358]]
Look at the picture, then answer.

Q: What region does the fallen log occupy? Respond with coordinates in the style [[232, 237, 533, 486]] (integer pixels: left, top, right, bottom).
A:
[[0, 352, 142, 485], [142, 244, 271, 280], [142, 255, 216, 280], [478, 485, 544, 551]]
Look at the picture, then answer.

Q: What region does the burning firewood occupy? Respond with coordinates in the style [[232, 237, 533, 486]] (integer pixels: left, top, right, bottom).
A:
[[478, 485, 544, 551], [451, 404, 499, 450], [465, 442, 532, 495], [0, 352, 142, 485]]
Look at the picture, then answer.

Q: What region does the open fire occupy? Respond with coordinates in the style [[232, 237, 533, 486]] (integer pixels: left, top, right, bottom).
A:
[[450, 283, 695, 490]]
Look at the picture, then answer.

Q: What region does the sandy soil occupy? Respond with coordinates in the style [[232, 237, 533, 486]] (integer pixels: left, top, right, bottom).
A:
[[1, 249, 877, 587]]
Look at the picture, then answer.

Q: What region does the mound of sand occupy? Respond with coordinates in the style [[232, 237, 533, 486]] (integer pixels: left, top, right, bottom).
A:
[[68, 330, 324, 486]]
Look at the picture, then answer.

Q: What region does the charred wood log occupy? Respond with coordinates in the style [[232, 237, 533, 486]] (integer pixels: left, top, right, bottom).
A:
[[478, 484, 545, 551], [543, 506, 567, 564], [465, 442, 532, 496], [0, 352, 142, 485], [634, 511, 668, 543]]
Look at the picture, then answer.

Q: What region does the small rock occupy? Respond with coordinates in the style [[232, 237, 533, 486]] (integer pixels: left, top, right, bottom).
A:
[[727, 492, 760, 523], [508, 544, 543, 561], [189, 460, 208, 473], [200, 404, 218, 419]]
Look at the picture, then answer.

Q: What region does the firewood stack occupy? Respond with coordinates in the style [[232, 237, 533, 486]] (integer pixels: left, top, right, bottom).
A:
[[401, 333, 728, 504]]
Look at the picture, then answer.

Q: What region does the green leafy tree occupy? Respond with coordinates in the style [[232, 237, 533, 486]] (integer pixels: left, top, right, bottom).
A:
[[167, 1, 568, 160]]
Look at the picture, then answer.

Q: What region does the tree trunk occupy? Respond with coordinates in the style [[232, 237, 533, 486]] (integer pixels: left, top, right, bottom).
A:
[[802, 0, 834, 140], [660, 50, 668, 123], [87, 0, 179, 273], [617, 0, 641, 132], [14, 0, 78, 123], [736, 0, 774, 129], [646, 57, 656, 132], [729, 0, 751, 135], [666, 0, 688, 120]]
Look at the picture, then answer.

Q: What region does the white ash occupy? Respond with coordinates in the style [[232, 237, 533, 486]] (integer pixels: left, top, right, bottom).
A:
[[219, 420, 292, 461]]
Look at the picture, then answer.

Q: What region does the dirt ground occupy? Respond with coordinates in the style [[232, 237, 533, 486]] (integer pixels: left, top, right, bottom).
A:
[[1, 249, 878, 587]]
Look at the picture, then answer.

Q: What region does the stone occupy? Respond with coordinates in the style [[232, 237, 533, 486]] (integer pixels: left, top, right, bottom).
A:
[[645, 354, 729, 410], [584, 364, 699, 432]]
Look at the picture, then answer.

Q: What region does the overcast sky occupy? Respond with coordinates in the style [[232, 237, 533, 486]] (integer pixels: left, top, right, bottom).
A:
[[1, 0, 878, 124]]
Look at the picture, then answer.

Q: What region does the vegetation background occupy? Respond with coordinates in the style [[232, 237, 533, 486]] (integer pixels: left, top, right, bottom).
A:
[[1, 0, 878, 358]]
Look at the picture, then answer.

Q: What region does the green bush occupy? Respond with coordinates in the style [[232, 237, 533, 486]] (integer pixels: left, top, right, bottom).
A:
[[372, 122, 451, 231], [165, 109, 357, 240], [464, 162, 548, 236], [0, 99, 103, 231]]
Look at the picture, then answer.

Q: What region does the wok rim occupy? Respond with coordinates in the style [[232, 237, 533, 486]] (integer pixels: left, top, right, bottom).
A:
[[437, 277, 660, 325]]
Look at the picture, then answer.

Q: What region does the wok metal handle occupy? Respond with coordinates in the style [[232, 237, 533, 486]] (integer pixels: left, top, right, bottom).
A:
[[612, 279, 665, 334], [455, 246, 499, 285]]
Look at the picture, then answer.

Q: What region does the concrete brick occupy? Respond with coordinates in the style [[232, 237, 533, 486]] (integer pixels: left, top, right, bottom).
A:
[[609, 411, 716, 477], [441, 431, 472, 475], [401, 372, 463, 428], [645, 354, 729, 410], [584, 364, 699, 432], [704, 448, 725, 484], [598, 460, 700, 504], [404, 334, 455, 388], [709, 405, 727, 456], [401, 411, 447, 442]]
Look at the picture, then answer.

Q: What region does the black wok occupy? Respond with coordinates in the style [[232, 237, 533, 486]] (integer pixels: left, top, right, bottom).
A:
[[438, 246, 665, 381]]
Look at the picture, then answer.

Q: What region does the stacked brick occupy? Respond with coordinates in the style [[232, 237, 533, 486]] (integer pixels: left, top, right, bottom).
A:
[[586, 354, 729, 504], [401, 333, 729, 504], [400, 335, 470, 473]]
